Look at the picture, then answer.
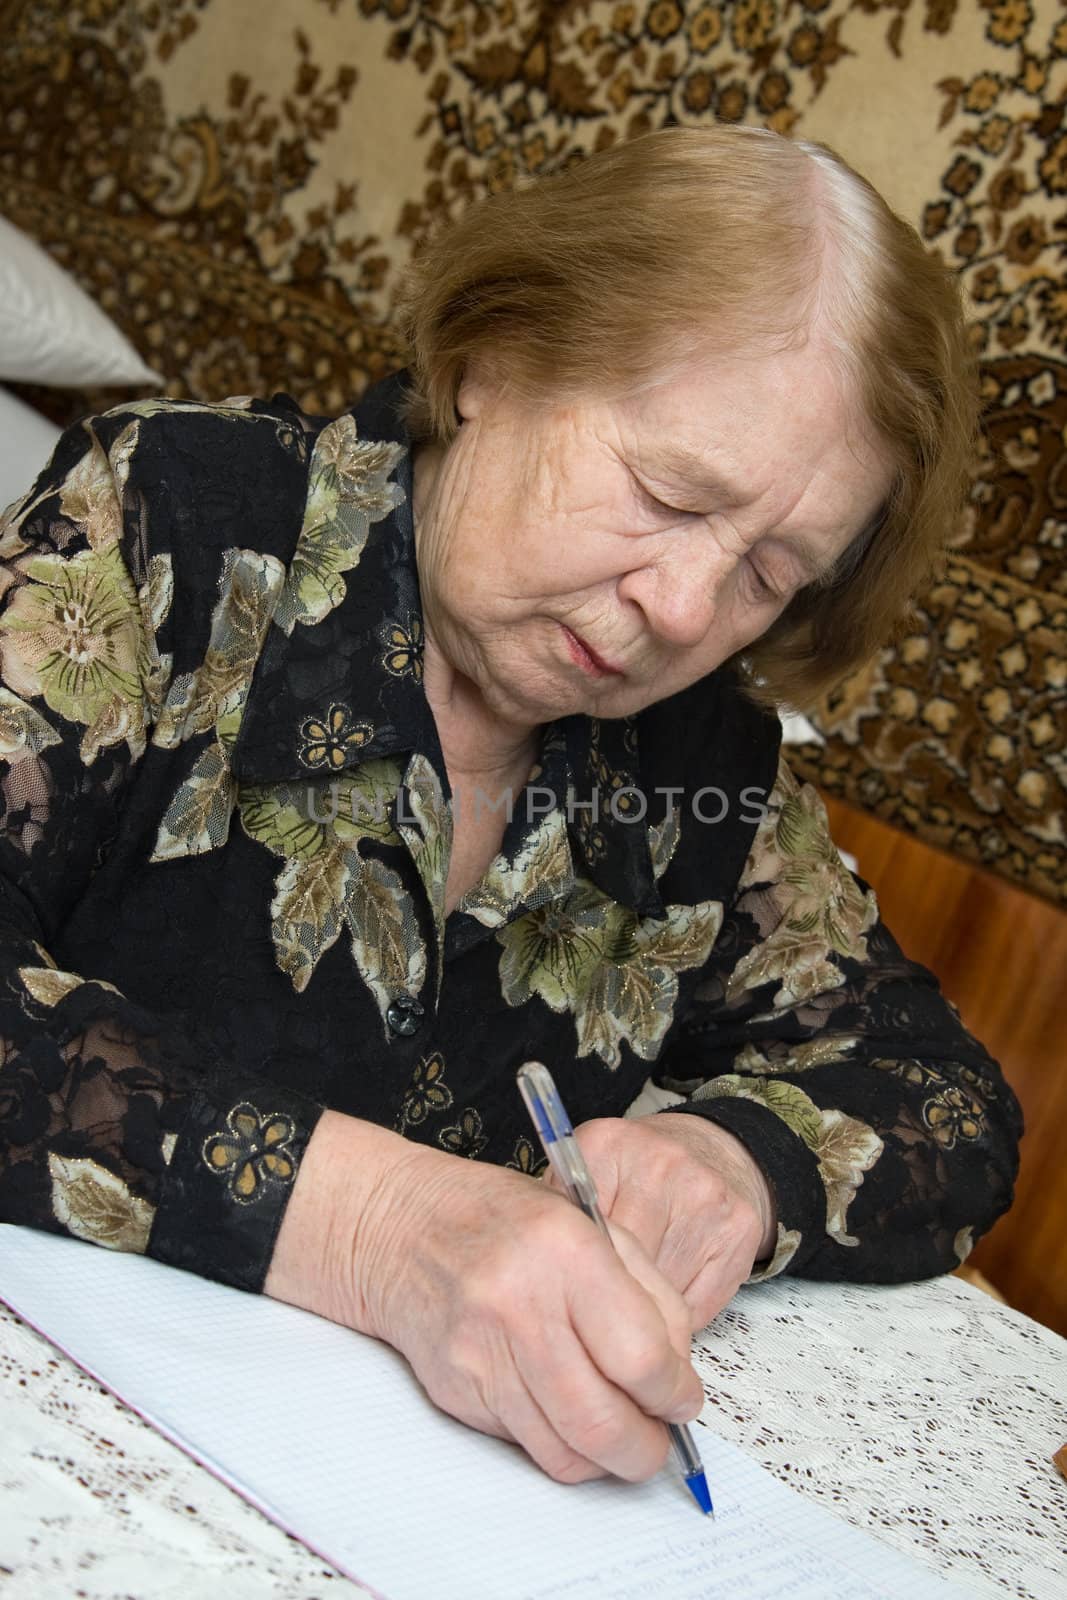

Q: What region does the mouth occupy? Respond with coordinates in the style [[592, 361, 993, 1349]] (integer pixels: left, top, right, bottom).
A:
[[560, 625, 624, 680]]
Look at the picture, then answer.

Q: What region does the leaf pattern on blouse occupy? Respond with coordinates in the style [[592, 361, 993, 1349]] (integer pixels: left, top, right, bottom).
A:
[[732, 1035, 862, 1075], [153, 740, 237, 861], [272, 417, 404, 635], [458, 806, 574, 928], [154, 548, 285, 751], [270, 847, 354, 993], [396, 750, 453, 983], [151, 548, 285, 861], [56, 428, 129, 550], [648, 805, 681, 881], [140, 553, 174, 636], [497, 871, 724, 1069], [137, 553, 174, 726], [752, 1225, 804, 1280], [97, 397, 260, 423], [240, 766, 399, 862], [690, 1074, 884, 1248], [48, 1152, 155, 1252], [238, 763, 428, 1020], [0, 687, 61, 763], [347, 853, 428, 1030], [953, 1227, 975, 1264], [18, 966, 122, 1005], [728, 762, 878, 1008]]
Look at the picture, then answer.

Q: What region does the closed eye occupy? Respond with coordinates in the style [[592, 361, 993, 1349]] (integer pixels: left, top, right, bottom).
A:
[[633, 468, 788, 605], [743, 558, 785, 605], [630, 472, 700, 522]]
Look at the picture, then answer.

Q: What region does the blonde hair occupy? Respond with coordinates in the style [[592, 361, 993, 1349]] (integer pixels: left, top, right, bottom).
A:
[[398, 126, 977, 707]]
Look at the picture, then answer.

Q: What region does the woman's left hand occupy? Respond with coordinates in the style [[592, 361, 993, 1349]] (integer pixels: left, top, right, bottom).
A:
[[543, 1113, 777, 1332]]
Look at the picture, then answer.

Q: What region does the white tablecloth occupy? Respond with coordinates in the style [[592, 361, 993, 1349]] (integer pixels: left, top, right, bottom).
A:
[[1, 1273, 1064, 1600]]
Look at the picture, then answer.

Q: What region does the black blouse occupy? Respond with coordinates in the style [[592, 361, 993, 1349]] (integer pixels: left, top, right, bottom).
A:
[[0, 373, 1022, 1295]]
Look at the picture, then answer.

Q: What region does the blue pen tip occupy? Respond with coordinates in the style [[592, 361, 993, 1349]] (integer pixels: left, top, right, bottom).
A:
[[684, 1470, 713, 1515]]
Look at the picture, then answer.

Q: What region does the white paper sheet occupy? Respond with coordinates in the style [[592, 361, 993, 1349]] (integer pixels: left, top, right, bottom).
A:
[[0, 1227, 970, 1600]]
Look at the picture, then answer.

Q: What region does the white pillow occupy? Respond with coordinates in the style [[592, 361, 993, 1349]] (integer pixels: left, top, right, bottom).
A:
[[0, 215, 161, 388], [0, 385, 61, 511]]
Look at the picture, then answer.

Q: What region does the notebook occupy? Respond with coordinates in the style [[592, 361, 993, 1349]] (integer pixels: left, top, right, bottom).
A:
[[0, 1227, 970, 1600]]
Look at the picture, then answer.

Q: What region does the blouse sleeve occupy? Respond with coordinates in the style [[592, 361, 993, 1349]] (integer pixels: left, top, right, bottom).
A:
[[0, 414, 324, 1291], [654, 755, 1023, 1284]]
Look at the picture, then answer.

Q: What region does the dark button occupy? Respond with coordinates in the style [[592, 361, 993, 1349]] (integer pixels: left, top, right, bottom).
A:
[[386, 994, 425, 1037]]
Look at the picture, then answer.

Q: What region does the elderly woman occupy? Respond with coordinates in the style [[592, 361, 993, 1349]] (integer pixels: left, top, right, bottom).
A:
[[0, 127, 1020, 1490]]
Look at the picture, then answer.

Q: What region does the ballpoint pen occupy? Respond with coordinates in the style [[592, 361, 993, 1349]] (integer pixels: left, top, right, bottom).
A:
[[516, 1059, 713, 1516]]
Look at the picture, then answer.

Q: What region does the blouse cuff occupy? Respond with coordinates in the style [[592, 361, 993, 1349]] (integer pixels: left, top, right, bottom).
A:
[[657, 1096, 826, 1279], [147, 1069, 325, 1293]]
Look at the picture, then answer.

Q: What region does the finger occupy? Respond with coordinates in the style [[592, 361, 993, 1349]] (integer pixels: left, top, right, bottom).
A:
[[421, 1324, 608, 1486], [494, 1355, 612, 1485], [570, 1226, 703, 1424], [607, 1221, 700, 1371], [512, 1317, 673, 1484], [598, 1177, 674, 1265], [682, 1238, 755, 1332]]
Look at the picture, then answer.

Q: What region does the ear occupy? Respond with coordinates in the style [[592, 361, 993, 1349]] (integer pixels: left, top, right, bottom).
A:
[[456, 355, 499, 422]]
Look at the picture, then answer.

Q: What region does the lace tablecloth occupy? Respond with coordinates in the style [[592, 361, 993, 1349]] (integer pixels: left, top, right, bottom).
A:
[[1, 1274, 1064, 1600]]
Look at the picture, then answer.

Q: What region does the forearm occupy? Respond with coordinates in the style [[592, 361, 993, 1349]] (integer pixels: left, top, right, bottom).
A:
[[264, 1109, 437, 1335]]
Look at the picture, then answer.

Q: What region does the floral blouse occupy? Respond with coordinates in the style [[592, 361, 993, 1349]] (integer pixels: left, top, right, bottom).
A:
[[0, 373, 1021, 1294]]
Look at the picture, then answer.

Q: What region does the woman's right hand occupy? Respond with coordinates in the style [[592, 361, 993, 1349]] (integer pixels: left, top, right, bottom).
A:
[[265, 1110, 703, 1485]]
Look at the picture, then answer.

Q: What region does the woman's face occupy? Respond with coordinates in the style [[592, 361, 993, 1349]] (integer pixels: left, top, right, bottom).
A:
[[412, 341, 894, 731]]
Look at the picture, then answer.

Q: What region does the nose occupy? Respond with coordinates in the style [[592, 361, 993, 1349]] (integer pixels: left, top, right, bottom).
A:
[[615, 536, 724, 650]]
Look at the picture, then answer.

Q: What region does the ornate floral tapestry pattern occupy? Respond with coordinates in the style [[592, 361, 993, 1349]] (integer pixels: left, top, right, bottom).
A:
[[0, 0, 1063, 901]]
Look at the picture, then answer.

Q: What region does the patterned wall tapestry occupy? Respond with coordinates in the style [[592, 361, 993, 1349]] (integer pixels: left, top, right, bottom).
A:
[[1, 0, 1063, 903]]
